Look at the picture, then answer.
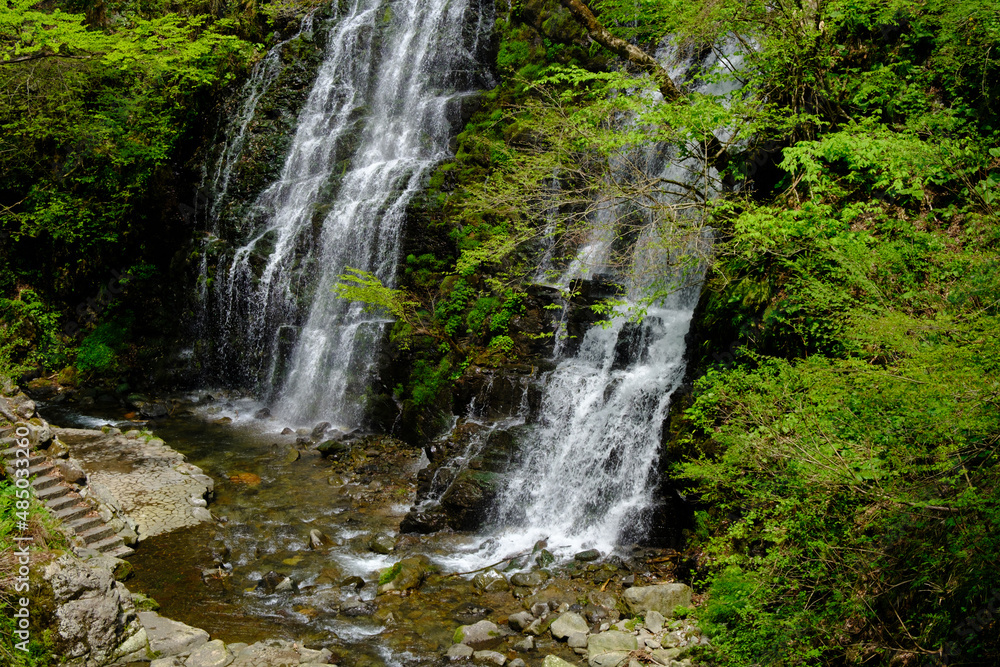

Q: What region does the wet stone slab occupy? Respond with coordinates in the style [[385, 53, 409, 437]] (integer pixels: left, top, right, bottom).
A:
[[55, 427, 215, 540]]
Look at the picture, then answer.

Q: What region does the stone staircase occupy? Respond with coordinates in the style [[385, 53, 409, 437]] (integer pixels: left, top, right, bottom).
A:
[[2, 428, 133, 558]]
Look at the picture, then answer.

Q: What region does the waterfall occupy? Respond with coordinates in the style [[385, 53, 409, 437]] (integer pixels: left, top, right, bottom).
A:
[[449, 42, 742, 562], [205, 0, 493, 426]]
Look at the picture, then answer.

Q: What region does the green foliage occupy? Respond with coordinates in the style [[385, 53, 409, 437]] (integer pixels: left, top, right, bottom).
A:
[[76, 316, 132, 375], [0, 290, 68, 373], [332, 268, 417, 321], [409, 358, 452, 408], [678, 66, 1000, 664], [0, 0, 269, 377]]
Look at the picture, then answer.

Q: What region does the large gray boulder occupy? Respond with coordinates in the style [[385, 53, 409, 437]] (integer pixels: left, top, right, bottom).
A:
[[184, 639, 234, 667], [550, 611, 589, 640], [622, 583, 693, 617], [587, 630, 638, 667], [137, 611, 209, 658], [543, 657, 577, 667], [43, 554, 149, 665], [228, 640, 331, 666], [454, 619, 502, 649]]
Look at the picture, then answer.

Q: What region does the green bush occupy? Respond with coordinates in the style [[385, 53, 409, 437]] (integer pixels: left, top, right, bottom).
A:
[[76, 317, 132, 375]]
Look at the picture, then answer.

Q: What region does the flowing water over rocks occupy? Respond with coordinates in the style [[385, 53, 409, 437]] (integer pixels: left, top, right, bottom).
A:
[[203, 0, 494, 428], [37, 398, 705, 667]]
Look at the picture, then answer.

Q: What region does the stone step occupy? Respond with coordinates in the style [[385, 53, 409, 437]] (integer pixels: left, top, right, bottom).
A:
[[35, 484, 70, 502], [107, 544, 135, 559], [87, 535, 126, 554], [53, 505, 89, 522], [45, 493, 81, 512], [32, 474, 60, 491], [68, 515, 103, 533], [28, 462, 54, 477], [2, 449, 44, 466], [2, 446, 26, 460], [78, 524, 115, 544]]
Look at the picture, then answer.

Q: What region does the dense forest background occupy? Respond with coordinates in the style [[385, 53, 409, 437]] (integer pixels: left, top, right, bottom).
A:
[[2, 0, 999, 664]]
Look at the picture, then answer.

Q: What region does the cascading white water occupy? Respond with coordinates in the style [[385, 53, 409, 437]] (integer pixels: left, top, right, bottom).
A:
[[444, 43, 742, 564], [207, 0, 492, 426]]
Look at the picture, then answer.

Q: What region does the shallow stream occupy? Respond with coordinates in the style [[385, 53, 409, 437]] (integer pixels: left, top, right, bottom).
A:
[[39, 397, 607, 667]]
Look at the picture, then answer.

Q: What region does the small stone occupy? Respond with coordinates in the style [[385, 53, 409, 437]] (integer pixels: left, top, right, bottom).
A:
[[510, 571, 546, 587], [534, 549, 554, 568], [513, 636, 534, 652], [191, 507, 213, 522], [550, 612, 589, 640], [454, 619, 501, 648], [530, 602, 549, 618], [473, 650, 506, 666], [645, 610, 664, 633], [183, 639, 233, 667], [138, 611, 209, 658], [568, 632, 588, 648], [622, 584, 693, 617], [472, 568, 510, 592], [525, 615, 554, 636], [256, 571, 284, 594], [369, 532, 396, 555], [55, 458, 87, 485], [649, 648, 682, 665], [446, 644, 474, 660], [588, 630, 638, 667], [377, 554, 431, 594], [254, 408, 271, 419], [574, 549, 601, 562], [310, 529, 332, 550], [543, 657, 576, 667], [228, 472, 261, 486], [507, 610, 534, 632], [509, 659, 526, 667], [131, 591, 160, 611], [151, 658, 185, 667]]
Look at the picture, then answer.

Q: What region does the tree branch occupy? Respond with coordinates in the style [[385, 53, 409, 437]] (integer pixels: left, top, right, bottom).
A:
[[1, 51, 100, 65], [558, 0, 731, 174]]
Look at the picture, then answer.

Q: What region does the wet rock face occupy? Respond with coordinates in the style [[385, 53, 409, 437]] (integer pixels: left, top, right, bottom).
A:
[[43, 554, 148, 665], [439, 469, 499, 531], [399, 509, 450, 534], [453, 366, 544, 422]]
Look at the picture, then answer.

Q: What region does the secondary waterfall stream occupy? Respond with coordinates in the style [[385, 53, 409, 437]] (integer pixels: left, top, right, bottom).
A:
[[205, 0, 492, 427]]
